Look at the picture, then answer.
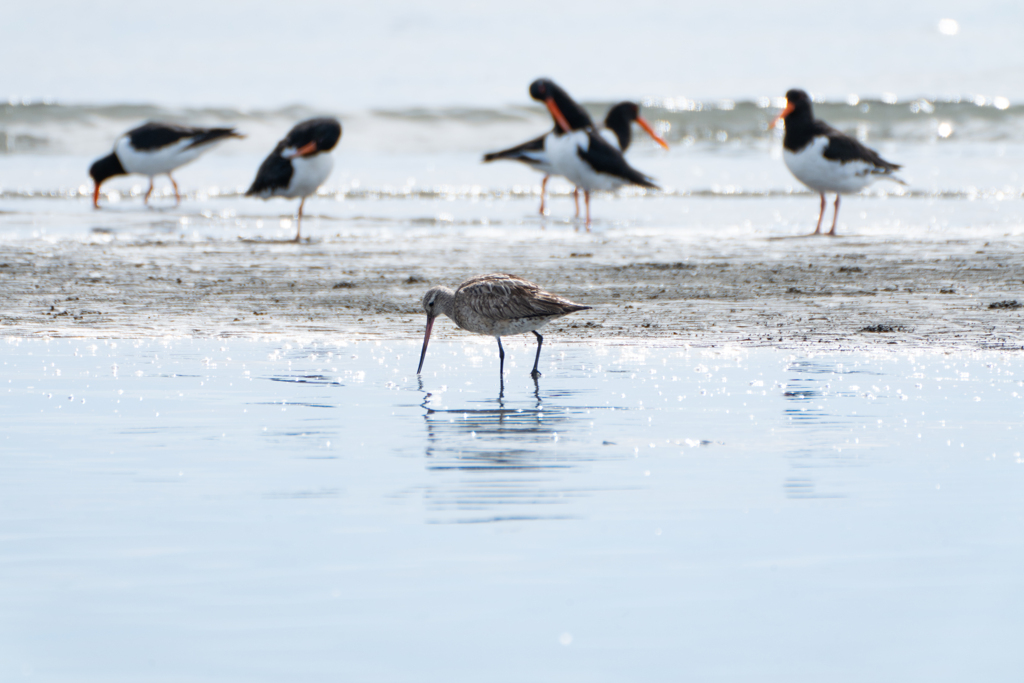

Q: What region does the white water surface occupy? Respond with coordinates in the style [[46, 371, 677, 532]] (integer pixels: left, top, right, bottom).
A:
[[2, 339, 1023, 682]]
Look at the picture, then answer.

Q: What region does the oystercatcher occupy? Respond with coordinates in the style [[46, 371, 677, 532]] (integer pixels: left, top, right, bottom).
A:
[[528, 79, 660, 229], [89, 122, 242, 208], [416, 273, 591, 383], [483, 101, 668, 217], [245, 117, 342, 242], [601, 101, 670, 153], [771, 89, 904, 235]]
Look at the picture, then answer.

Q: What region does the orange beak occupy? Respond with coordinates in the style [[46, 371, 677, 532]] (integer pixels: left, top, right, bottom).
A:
[[93, 183, 101, 209], [294, 141, 318, 157], [545, 97, 573, 133], [769, 101, 795, 129], [636, 116, 670, 150]]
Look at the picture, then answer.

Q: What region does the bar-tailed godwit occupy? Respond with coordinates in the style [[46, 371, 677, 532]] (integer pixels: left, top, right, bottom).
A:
[[416, 273, 591, 381]]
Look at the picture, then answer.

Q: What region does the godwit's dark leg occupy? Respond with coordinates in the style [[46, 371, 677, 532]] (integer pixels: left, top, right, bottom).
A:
[[496, 336, 505, 378], [169, 174, 181, 206], [144, 178, 154, 205], [811, 193, 826, 234], [294, 197, 306, 242], [530, 331, 544, 378], [828, 195, 841, 235], [573, 188, 580, 218], [584, 191, 591, 232], [539, 175, 548, 215]]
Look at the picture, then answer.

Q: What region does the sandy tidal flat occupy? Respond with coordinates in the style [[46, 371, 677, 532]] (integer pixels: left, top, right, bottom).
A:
[[1, 195, 1022, 351]]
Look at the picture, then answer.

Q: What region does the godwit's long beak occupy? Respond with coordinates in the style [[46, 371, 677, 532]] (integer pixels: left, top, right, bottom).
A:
[[636, 116, 670, 150], [545, 97, 572, 133], [416, 315, 436, 374], [769, 102, 795, 129], [92, 183, 101, 209], [283, 141, 318, 159]]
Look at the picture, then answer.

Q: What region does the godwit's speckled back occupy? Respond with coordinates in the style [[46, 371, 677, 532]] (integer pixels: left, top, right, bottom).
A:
[[451, 273, 590, 337]]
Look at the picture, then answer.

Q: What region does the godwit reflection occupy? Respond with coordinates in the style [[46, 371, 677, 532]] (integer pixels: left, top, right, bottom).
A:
[[418, 381, 614, 523]]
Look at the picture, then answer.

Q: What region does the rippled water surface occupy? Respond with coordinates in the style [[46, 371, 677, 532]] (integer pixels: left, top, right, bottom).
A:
[[4, 3, 1023, 680], [3, 339, 1023, 681]]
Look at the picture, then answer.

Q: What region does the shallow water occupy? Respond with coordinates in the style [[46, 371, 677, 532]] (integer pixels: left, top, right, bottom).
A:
[[3, 6, 1024, 679], [2, 339, 1023, 681]]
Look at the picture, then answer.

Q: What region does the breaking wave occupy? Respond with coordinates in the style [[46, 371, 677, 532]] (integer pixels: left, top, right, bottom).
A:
[[2, 95, 1022, 155]]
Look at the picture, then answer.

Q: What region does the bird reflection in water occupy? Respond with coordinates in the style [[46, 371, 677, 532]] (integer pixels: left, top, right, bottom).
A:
[[416, 377, 596, 523], [779, 359, 886, 500]]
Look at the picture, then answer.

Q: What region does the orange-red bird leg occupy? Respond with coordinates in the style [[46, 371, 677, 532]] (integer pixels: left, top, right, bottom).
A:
[[829, 195, 841, 235], [169, 174, 181, 206], [811, 193, 826, 234]]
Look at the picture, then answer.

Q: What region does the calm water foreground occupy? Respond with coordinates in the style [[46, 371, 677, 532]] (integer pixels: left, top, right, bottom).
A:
[[1, 338, 1022, 682]]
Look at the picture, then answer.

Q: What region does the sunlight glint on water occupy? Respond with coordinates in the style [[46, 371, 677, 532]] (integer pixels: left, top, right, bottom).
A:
[[2, 339, 1023, 681]]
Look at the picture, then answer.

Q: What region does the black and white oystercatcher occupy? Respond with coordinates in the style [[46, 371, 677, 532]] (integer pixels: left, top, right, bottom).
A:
[[89, 122, 242, 208], [416, 273, 591, 382], [528, 79, 660, 229], [771, 89, 904, 235], [245, 117, 342, 242], [601, 102, 670, 155], [483, 100, 668, 217]]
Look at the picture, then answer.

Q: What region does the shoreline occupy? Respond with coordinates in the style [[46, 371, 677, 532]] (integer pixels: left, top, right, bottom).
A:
[[2, 224, 1021, 352]]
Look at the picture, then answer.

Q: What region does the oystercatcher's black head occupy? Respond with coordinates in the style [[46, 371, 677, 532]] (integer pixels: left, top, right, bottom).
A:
[[282, 117, 342, 158], [603, 102, 670, 152], [604, 102, 640, 128], [528, 78, 555, 102], [771, 89, 814, 129], [528, 78, 593, 133], [88, 152, 127, 208], [785, 89, 812, 108]]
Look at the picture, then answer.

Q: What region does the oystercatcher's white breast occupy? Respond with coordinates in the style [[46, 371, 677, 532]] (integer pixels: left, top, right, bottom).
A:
[[546, 130, 626, 192], [521, 150, 557, 175], [114, 136, 208, 176], [783, 136, 880, 194], [280, 152, 334, 198]]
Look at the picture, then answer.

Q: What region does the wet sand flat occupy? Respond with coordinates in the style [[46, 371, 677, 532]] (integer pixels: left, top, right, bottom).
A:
[[1, 196, 1022, 351]]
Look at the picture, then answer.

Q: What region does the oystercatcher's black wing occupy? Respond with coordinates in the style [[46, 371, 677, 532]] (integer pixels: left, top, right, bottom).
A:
[[246, 145, 292, 196], [483, 133, 547, 163], [819, 122, 901, 172], [127, 122, 241, 152], [577, 132, 658, 189], [183, 127, 242, 150], [127, 123, 195, 151]]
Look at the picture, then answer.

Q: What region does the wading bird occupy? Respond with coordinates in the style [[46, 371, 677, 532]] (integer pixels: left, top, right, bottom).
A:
[[483, 101, 668, 216], [89, 122, 242, 208], [416, 273, 591, 382], [771, 89, 904, 235], [246, 117, 342, 242], [527, 79, 661, 229]]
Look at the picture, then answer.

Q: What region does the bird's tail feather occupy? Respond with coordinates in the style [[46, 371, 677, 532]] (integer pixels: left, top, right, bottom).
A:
[[185, 128, 244, 149]]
